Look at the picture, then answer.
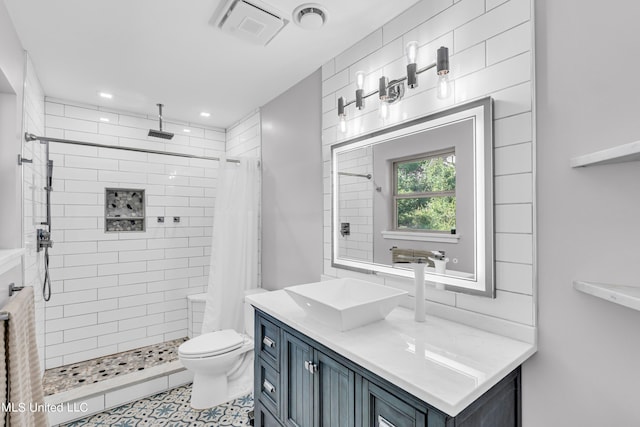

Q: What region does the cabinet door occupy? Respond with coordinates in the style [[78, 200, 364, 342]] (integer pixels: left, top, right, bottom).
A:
[[314, 351, 355, 427], [362, 380, 426, 427], [256, 401, 284, 427], [282, 332, 313, 427]]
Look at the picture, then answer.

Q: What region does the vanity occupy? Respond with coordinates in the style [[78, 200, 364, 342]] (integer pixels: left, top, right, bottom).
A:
[[248, 290, 535, 427]]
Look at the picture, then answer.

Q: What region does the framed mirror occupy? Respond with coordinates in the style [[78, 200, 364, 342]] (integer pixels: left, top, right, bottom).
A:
[[331, 97, 494, 297]]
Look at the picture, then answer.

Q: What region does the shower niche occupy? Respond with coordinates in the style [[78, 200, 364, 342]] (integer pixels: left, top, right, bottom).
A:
[[105, 188, 145, 232]]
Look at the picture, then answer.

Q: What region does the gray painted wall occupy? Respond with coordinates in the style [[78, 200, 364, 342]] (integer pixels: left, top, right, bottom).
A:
[[261, 69, 324, 290], [0, 0, 26, 309], [524, 0, 640, 424]]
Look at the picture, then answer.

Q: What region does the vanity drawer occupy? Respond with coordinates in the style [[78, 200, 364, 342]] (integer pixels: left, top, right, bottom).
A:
[[255, 402, 283, 427], [256, 357, 280, 418], [363, 380, 426, 427], [257, 315, 280, 369]]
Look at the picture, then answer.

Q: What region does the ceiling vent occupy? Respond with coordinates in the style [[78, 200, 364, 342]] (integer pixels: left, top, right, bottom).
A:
[[216, 0, 287, 46]]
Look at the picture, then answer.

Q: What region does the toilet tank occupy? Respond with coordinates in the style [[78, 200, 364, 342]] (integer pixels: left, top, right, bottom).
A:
[[187, 293, 207, 338], [244, 288, 268, 338], [187, 289, 268, 338]]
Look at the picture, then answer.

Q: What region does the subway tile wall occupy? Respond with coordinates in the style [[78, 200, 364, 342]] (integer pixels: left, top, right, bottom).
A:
[[41, 99, 228, 368], [336, 146, 374, 262], [321, 0, 536, 341]]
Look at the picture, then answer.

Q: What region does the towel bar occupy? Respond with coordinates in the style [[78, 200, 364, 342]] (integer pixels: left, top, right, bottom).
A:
[[9, 282, 24, 297], [0, 283, 25, 320]]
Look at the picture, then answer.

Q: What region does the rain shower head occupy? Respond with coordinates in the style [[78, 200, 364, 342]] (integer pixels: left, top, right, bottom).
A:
[[148, 103, 174, 140]]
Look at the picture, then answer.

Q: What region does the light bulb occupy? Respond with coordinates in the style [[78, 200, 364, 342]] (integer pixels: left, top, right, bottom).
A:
[[405, 41, 419, 64], [379, 103, 389, 120], [437, 73, 450, 99], [355, 71, 365, 90], [339, 116, 347, 133]]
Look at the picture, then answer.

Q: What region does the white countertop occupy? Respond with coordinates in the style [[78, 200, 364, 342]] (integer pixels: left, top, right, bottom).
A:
[[247, 290, 536, 417]]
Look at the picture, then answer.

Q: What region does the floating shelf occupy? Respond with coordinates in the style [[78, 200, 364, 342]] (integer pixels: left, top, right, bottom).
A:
[[0, 248, 25, 277], [570, 140, 640, 168], [574, 280, 640, 311]]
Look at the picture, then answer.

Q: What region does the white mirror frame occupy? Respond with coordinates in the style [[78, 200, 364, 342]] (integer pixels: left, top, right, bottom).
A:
[[331, 97, 494, 297]]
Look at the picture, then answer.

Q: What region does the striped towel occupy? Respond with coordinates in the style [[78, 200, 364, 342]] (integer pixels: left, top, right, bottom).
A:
[[2, 287, 47, 427]]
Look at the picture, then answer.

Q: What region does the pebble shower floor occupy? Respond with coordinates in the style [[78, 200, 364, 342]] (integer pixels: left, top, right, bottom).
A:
[[61, 385, 254, 426]]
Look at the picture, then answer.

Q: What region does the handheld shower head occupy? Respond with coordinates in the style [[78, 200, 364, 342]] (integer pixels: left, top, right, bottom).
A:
[[47, 160, 53, 188], [148, 103, 174, 140]]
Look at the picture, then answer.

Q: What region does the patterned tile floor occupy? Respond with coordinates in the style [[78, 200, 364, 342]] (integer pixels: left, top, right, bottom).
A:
[[43, 338, 188, 395], [61, 384, 254, 426]]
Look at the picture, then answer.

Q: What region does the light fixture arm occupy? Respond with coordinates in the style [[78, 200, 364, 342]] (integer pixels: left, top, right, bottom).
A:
[[416, 61, 437, 75]]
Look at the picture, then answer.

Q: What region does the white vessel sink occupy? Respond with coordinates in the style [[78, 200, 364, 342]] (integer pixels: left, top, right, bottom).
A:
[[284, 278, 407, 331]]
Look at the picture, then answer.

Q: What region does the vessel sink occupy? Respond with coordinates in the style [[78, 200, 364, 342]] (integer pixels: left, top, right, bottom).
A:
[[284, 278, 407, 331]]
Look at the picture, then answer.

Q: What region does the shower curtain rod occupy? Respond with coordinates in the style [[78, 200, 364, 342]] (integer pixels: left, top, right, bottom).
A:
[[24, 133, 241, 164], [338, 171, 372, 180]]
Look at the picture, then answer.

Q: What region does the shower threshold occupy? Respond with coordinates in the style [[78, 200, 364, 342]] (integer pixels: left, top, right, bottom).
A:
[[43, 337, 193, 425]]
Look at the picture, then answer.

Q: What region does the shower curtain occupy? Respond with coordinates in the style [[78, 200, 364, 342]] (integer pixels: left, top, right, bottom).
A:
[[201, 158, 260, 334]]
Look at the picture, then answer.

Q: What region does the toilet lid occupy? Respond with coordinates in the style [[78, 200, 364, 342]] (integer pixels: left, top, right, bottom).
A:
[[179, 329, 244, 358]]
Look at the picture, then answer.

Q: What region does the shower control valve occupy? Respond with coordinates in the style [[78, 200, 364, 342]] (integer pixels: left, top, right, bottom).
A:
[[37, 228, 53, 252]]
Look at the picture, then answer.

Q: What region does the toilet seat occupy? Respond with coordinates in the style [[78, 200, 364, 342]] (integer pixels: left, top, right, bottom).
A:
[[179, 329, 245, 359]]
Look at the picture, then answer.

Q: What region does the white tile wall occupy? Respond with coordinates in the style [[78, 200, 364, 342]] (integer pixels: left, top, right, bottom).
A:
[[35, 99, 263, 369], [321, 0, 536, 337], [336, 147, 374, 262], [41, 99, 227, 368]]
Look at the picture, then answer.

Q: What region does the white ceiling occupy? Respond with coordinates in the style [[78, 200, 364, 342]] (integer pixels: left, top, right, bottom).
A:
[[5, 0, 421, 129]]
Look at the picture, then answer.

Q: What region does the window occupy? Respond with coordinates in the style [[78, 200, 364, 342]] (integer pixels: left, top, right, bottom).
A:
[[393, 149, 456, 232]]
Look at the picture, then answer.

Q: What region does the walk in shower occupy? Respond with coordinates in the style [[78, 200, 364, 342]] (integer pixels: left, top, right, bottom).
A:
[[21, 98, 257, 399]]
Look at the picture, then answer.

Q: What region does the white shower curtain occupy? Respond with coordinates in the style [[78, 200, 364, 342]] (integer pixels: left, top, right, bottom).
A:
[[201, 157, 260, 334]]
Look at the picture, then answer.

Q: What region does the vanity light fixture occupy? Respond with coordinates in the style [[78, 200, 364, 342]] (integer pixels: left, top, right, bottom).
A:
[[337, 42, 451, 132]]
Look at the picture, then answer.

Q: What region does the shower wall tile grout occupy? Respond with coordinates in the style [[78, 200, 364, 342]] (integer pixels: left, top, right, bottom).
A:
[[36, 100, 261, 369]]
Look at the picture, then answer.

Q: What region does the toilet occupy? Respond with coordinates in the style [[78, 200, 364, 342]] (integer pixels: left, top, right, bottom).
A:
[[179, 288, 267, 409]]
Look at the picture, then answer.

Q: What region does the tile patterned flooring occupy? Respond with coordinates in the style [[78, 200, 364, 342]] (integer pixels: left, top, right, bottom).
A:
[[43, 338, 187, 395], [61, 384, 254, 426]]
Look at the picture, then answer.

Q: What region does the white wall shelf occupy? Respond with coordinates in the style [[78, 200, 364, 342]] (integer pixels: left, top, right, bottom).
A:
[[573, 280, 640, 311], [0, 248, 25, 277], [570, 140, 640, 168]]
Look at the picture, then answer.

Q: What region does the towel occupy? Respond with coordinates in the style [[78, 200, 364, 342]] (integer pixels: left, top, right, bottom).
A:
[[2, 287, 47, 427], [1, 318, 5, 427]]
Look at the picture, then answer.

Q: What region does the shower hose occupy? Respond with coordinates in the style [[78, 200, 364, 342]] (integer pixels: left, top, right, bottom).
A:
[[43, 245, 51, 301]]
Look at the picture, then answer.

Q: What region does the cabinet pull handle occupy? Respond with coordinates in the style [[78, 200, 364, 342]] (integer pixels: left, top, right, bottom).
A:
[[304, 361, 318, 374], [262, 336, 276, 348], [378, 415, 396, 427], [263, 379, 276, 394]]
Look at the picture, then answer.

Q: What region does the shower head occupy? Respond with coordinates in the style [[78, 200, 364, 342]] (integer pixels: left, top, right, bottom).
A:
[[148, 129, 175, 139], [148, 103, 174, 140]]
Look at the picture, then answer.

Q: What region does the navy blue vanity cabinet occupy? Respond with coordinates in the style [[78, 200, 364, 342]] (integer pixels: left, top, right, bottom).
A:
[[282, 331, 314, 426], [253, 310, 521, 427]]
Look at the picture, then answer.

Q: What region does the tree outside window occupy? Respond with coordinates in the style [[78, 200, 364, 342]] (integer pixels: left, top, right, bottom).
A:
[[393, 149, 456, 232]]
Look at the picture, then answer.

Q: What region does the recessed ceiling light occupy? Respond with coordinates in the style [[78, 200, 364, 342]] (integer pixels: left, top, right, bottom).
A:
[[99, 92, 113, 99], [200, 112, 210, 118], [183, 129, 191, 133], [99, 117, 110, 122]]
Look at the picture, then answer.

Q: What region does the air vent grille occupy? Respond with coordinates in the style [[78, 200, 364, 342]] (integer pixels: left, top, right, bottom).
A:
[[216, 0, 287, 46]]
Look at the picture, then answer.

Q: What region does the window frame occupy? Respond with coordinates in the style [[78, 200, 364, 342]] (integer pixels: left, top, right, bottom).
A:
[[391, 148, 456, 233]]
